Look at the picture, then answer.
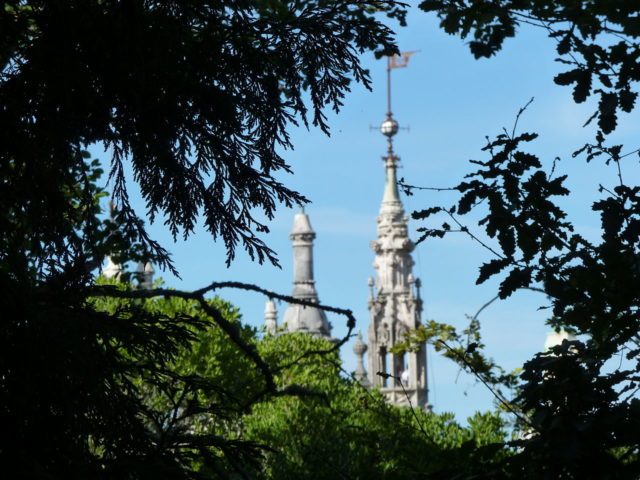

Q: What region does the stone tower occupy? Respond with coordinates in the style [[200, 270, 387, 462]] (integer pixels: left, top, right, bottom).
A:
[[362, 113, 429, 409], [277, 209, 333, 340]]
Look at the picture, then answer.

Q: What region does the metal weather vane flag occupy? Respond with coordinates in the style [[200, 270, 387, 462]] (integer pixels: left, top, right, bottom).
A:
[[388, 51, 418, 70], [385, 51, 418, 119]]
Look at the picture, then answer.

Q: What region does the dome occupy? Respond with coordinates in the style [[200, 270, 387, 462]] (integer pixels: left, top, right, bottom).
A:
[[103, 256, 122, 279], [291, 211, 314, 236], [282, 303, 331, 338]]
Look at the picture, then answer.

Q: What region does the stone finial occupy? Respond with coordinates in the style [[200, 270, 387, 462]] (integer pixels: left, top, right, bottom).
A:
[[264, 298, 278, 334], [353, 330, 369, 386], [380, 153, 403, 216]]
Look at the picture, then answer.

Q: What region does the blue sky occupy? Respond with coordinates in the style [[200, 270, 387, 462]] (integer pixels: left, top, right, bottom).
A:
[[95, 6, 640, 423]]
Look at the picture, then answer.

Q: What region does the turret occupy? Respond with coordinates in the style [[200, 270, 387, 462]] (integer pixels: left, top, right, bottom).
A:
[[282, 209, 333, 340], [103, 256, 122, 280]]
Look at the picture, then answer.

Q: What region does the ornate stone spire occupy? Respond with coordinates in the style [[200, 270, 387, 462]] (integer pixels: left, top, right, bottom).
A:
[[264, 298, 278, 334], [365, 108, 429, 409], [282, 210, 333, 340]]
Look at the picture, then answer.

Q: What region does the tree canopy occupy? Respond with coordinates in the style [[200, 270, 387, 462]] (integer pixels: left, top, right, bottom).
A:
[[1, 0, 404, 273], [245, 332, 510, 479], [404, 1, 640, 477], [95, 283, 511, 479], [0, 1, 406, 478]]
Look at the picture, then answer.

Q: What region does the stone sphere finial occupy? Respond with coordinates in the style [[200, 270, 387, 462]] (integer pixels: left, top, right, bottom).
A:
[[353, 330, 368, 356], [380, 117, 399, 137]]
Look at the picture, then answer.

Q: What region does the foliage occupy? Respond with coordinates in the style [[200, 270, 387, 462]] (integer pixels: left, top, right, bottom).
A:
[[420, 0, 640, 134], [1, 0, 404, 271], [509, 340, 640, 478], [92, 277, 261, 412], [0, 1, 405, 477], [392, 317, 520, 406], [409, 1, 640, 478], [243, 333, 512, 479], [89, 291, 513, 479]]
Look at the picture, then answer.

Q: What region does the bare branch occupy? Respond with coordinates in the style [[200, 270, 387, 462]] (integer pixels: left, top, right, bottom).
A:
[[90, 280, 357, 409]]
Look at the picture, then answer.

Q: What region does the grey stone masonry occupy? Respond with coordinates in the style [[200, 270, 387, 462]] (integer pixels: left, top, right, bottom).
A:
[[365, 115, 429, 409], [281, 210, 333, 340]]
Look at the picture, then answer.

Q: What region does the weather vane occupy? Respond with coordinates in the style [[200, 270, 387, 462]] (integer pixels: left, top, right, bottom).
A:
[[377, 51, 418, 157], [386, 51, 417, 119]]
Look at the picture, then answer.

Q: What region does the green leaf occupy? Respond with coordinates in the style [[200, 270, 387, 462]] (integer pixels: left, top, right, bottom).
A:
[[618, 88, 637, 113], [598, 91, 618, 134], [498, 267, 532, 299], [477, 258, 511, 284]]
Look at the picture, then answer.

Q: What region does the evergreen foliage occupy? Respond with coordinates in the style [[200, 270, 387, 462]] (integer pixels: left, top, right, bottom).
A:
[[0, 1, 404, 477]]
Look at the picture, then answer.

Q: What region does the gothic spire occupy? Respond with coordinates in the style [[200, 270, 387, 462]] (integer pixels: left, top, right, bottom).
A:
[[364, 53, 429, 409]]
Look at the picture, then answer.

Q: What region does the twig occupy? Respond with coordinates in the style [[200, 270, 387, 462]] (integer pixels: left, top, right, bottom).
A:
[[437, 339, 536, 431], [510, 97, 534, 139], [444, 210, 509, 261], [396, 374, 433, 444], [471, 295, 500, 324], [398, 179, 457, 193]]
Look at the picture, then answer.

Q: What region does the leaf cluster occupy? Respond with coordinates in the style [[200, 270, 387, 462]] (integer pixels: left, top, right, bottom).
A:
[[1, 0, 404, 271], [393, 317, 520, 394], [420, 0, 640, 135], [410, 2, 640, 476], [242, 333, 512, 479], [505, 339, 640, 478]]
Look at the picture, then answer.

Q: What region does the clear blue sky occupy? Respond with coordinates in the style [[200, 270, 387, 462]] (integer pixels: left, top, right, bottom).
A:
[[94, 7, 640, 423]]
